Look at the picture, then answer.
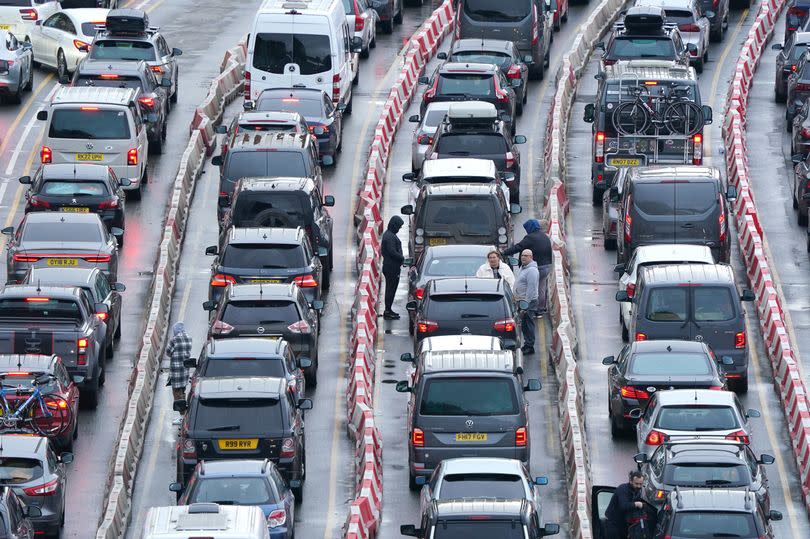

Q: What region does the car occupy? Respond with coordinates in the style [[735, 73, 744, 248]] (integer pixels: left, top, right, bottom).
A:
[[403, 159, 511, 205], [170, 459, 295, 539], [0, 434, 72, 537], [0, 485, 41, 538], [599, 7, 693, 68], [635, 0, 710, 72], [634, 439, 773, 511], [438, 39, 530, 114], [402, 334, 522, 384], [631, 389, 759, 456], [175, 377, 312, 502], [23, 267, 125, 355], [192, 337, 310, 402], [786, 50, 810, 127], [141, 504, 268, 539], [342, 0, 376, 57], [408, 102, 451, 172], [29, 8, 109, 82], [88, 9, 182, 102], [20, 163, 128, 241], [700, 0, 728, 41], [216, 111, 309, 157], [369, 0, 401, 33], [791, 150, 810, 225], [601, 167, 630, 250], [254, 88, 345, 166], [204, 284, 322, 385], [0, 30, 32, 103], [786, 0, 810, 41], [614, 243, 715, 340], [4, 212, 121, 285], [602, 340, 729, 436], [772, 31, 810, 102], [60, 0, 118, 7], [71, 59, 172, 153], [0, 1, 59, 44], [418, 63, 518, 136], [790, 98, 810, 156]]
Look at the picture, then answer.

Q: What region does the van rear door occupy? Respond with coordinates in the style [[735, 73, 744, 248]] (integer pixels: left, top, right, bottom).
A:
[[689, 285, 742, 362], [635, 285, 691, 342], [630, 181, 720, 248]]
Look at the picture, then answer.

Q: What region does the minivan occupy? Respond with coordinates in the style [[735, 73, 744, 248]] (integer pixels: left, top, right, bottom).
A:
[[616, 263, 755, 391]]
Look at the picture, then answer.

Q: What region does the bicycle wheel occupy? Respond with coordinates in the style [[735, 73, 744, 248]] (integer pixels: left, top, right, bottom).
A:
[[612, 101, 650, 136], [663, 101, 704, 136], [31, 398, 72, 437]]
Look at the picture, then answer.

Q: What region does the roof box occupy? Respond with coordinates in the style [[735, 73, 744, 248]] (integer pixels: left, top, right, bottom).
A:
[[105, 9, 149, 35], [447, 101, 497, 124], [623, 6, 666, 33]]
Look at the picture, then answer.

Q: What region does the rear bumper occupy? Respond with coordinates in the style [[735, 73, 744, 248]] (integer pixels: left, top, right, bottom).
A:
[[0, 70, 23, 94], [409, 445, 529, 476]]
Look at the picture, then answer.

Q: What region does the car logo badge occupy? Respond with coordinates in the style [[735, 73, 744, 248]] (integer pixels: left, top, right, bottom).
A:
[[695, 335, 704, 342], [288, 65, 295, 72], [201, 442, 208, 451], [647, 387, 657, 393], [257, 326, 265, 334], [86, 143, 94, 150], [462, 326, 470, 333], [71, 199, 77, 204], [105, 145, 113, 151], [465, 419, 474, 429]]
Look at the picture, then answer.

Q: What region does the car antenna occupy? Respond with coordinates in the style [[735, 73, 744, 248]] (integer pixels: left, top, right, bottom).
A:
[[36, 279, 41, 294], [259, 283, 263, 297]]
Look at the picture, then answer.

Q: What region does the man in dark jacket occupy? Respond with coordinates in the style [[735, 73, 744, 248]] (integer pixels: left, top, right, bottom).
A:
[[502, 219, 553, 312], [604, 470, 645, 538], [381, 215, 405, 320]]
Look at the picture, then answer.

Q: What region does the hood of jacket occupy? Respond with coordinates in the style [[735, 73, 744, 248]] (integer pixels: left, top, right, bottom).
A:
[[523, 219, 541, 234], [387, 215, 404, 233]]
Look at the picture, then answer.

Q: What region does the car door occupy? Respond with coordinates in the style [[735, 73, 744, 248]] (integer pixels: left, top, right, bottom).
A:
[[34, 12, 66, 67], [591, 485, 616, 539], [45, 444, 66, 515]]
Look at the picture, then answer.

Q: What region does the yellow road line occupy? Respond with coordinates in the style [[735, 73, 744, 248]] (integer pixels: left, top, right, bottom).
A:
[[4, 130, 43, 228], [0, 73, 53, 158]]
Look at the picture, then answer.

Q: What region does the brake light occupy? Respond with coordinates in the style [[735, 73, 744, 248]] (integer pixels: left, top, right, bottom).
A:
[[98, 198, 119, 209], [718, 210, 726, 242], [73, 39, 90, 51], [411, 428, 424, 446], [23, 479, 57, 497], [280, 437, 296, 458], [150, 65, 163, 74], [78, 338, 88, 366], [268, 509, 287, 528], [624, 211, 632, 244], [308, 124, 329, 134], [293, 274, 318, 288], [355, 14, 364, 32], [96, 311, 108, 321], [417, 134, 433, 145], [603, 59, 617, 66], [41, 146, 52, 164], [595, 131, 605, 163], [635, 332, 647, 341], [709, 386, 724, 390], [80, 106, 99, 111], [493, 318, 515, 333], [210, 273, 236, 287], [645, 430, 664, 446], [415, 287, 424, 300], [620, 386, 650, 400], [78, 338, 88, 348], [181, 438, 196, 459], [13, 254, 39, 263], [211, 320, 234, 335], [655, 489, 667, 499], [138, 96, 155, 108], [332, 73, 341, 104], [796, 83, 810, 91], [245, 70, 251, 100], [417, 319, 439, 334], [19, 8, 37, 21], [679, 23, 700, 32], [793, 64, 798, 72], [531, 3, 539, 45], [45, 397, 68, 410], [505, 151, 515, 169], [726, 430, 750, 444], [28, 196, 50, 209], [735, 331, 746, 349], [24, 298, 48, 303], [496, 88, 509, 104], [127, 148, 138, 166], [692, 133, 702, 165], [801, 128, 810, 139], [84, 255, 111, 263], [287, 320, 312, 334], [626, 283, 636, 298], [515, 426, 527, 446]]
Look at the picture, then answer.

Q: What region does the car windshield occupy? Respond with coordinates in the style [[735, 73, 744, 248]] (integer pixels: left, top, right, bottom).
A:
[[645, 287, 688, 322], [422, 255, 484, 277], [426, 294, 507, 319], [450, 51, 512, 67], [655, 405, 740, 430], [222, 301, 300, 327], [232, 193, 308, 228], [608, 38, 676, 58], [201, 357, 287, 378], [418, 196, 499, 233], [439, 474, 525, 499], [73, 75, 143, 90], [694, 287, 735, 321], [633, 182, 717, 215], [672, 512, 758, 538], [187, 476, 276, 505], [628, 353, 711, 376], [221, 244, 306, 268], [49, 109, 130, 140], [193, 398, 283, 433], [437, 74, 495, 97], [41, 180, 109, 197], [22, 221, 102, 243], [89, 40, 157, 61], [0, 298, 82, 322], [463, 0, 531, 21], [664, 462, 751, 487], [253, 33, 332, 75], [224, 152, 308, 182], [433, 520, 525, 538], [0, 458, 43, 485], [420, 377, 518, 416], [435, 133, 508, 155], [665, 9, 695, 24], [256, 96, 324, 119]]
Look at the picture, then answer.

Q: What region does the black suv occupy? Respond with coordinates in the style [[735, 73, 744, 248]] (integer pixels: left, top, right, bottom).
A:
[[175, 376, 312, 501], [220, 177, 335, 285], [212, 133, 322, 221], [598, 6, 693, 67], [406, 277, 525, 347], [206, 227, 326, 303], [204, 283, 322, 384]]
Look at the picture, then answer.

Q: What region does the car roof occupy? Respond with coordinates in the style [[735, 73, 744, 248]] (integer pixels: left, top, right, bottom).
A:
[[0, 354, 58, 373], [0, 434, 49, 456], [225, 283, 299, 300], [421, 159, 498, 179], [40, 163, 111, 181], [226, 227, 304, 245], [230, 132, 309, 150], [434, 498, 527, 517], [0, 285, 85, 300], [628, 340, 709, 354], [636, 0, 695, 10], [439, 62, 499, 74], [423, 244, 496, 258], [633, 244, 715, 264], [655, 388, 737, 406], [419, 335, 503, 353], [669, 488, 756, 511], [23, 211, 104, 226], [451, 39, 514, 53], [196, 376, 285, 399], [52, 85, 137, 106], [424, 183, 499, 196], [76, 59, 148, 76], [428, 277, 506, 295], [26, 267, 100, 287], [666, 443, 745, 464], [631, 165, 720, 182], [792, 32, 810, 45], [421, 350, 517, 374], [63, 8, 111, 23], [639, 263, 736, 286], [441, 458, 524, 476], [197, 459, 270, 477], [205, 337, 286, 357], [237, 177, 314, 193], [237, 110, 305, 125], [603, 60, 696, 81]]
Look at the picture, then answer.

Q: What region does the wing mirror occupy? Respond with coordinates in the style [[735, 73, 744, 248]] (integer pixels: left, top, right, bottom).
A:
[[18, 175, 31, 185], [514, 135, 527, 144], [114, 282, 126, 292], [403, 257, 414, 266], [705, 10, 715, 18], [119, 178, 132, 187], [202, 300, 218, 311], [169, 482, 183, 492], [36, 110, 47, 121], [323, 195, 335, 207], [541, 524, 560, 537], [1, 226, 13, 236], [583, 103, 595, 123], [615, 290, 630, 302], [400, 525, 422, 537], [740, 289, 755, 302], [436, 52, 447, 60], [758, 453, 775, 465], [769, 510, 783, 521], [595, 41, 605, 50], [215, 124, 228, 134], [173, 399, 187, 414], [746, 409, 761, 418], [517, 299, 530, 311], [172, 48, 183, 56], [146, 113, 159, 123], [602, 355, 616, 365], [322, 155, 334, 166], [402, 172, 416, 182], [687, 43, 698, 53], [524, 378, 542, 392], [161, 77, 172, 88], [418, 76, 429, 84], [59, 452, 74, 464], [609, 186, 620, 202], [726, 185, 737, 200], [535, 476, 549, 485], [310, 300, 324, 311], [395, 381, 412, 393], [400, 204, 414, 215], [633, 452, 649, 464], [613, 263, 625, 273], [408, 114, 420, 123], [351, 36, 363, 53], [298, 357, 313, 369], [720, 356, 734, 366], [772, 43, 784, 50], [110, 227, 123, 237], [502, 338, 517, 351], [405, 300, 418, 311], [317, 246, 328, 257], [211, 155, 223, 166], [511, 78, 523, 88], [510, 203, 522, 214], [298, 398, 313, 410], [205, 245, 218, 256], [523, 55, 533, 63], [400, 352, 414, 363], [337, 103, 347, 113]]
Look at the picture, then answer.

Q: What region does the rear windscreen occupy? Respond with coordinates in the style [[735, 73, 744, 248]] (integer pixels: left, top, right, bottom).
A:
[[89, 40, 157, 61], [423, 107, 450, 128], [253, 33, 332, 75], [232, 193, 308, 228], [426, 294, 507, 319], [268, 152, 308, 176], [193, 398, 283, 433], [80, 22, 106, 37], [419, 196, 499, 232], [665, 10, 695, 24], [435, 133, 508, 155], [74, 75, 143, 90], [420, 378, 518, 415], [608, 38, 676, 58], [221, 301, 300, 326], [672, 513, 757, 538], [694, 286, 735, 321], [22, 222, 102, 243], [221, 244, 306, 268], [0, 373, 58, 393], [463, 0, 531, 21], [433, 522, 525, 539], [188, 477, 276, 506], [0, 298, 82, 321], [628, 353, 711, 376], [439, 474, 525, 499], [437, 74, 495, 97], [449, 51, 512, 67], [49, 109, 130, 140], [0, 457, 44, 484], [41, 180, 109, 197], [605, 81, 698, 103], [422, 255, 484, 277], [655, 405, 740, 430], [664, 463, 750, 488], [645, 287, 688, 322], [256, 96, 323, 118], [201, 357, 286, 378], [633, 182, 717, 215], [224, 152, 267, 182]]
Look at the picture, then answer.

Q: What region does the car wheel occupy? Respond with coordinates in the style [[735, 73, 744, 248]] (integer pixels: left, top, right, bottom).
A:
[[516, 101, 524, 116], [393, 0, 403, 23], [529, 62, 543, 81], [604, 235, 617, 251], [81, 376, 100, 410], [292, 465, 305, 502], [793, 191, 800, 209], [25, 59, 33, 91], [105, 337, 114, 360], [360, 45, 370, 58], [9, 77, 22, 104], [304, 353, 318, 386], [409, 473, 420, 491], [592, 186, 603, 206], [114, 318, 122, 339], [694, 57, 704, 74], [408, 317, 414, 335], [380, 18, 393, 33], [127, 181, 143, 201], [370, 33, 376, 49], [776, 87, 787, 103], [799, 207, 808, 226], [171, 69, 178, 103], [57, 50, 69, 84], [621, 320, 629, 342], [734, 375, 748, 394], [610, 410, 622, 439]]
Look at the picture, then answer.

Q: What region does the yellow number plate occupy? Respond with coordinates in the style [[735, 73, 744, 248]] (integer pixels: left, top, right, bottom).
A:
[[217, 438, 258, 450], [428, 238, 448, 246], [455, 433, 488, 442], [77, 153, 103, 161], [60, 207, 89, 213], [608, 157, 642, 166], [0, 25, 10, 30], [249, 279, 282, 284], [46, 258, 78, 267]]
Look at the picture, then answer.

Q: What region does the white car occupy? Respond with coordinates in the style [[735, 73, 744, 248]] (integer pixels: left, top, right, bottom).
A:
[[30, 8, 109, 82], [0, 0, 59, 43], [616, 244, 714, 341], [636, 0, 711, 72], [409, 101, 451, 172], [342, 0, 377, 58]]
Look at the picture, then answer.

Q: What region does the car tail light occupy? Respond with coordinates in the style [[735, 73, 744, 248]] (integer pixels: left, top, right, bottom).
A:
[[19, 8, 37, 20], [98, 198, 119, 209], [211, 320, 234, 335], [635, 332, 647, 341], [28, 196, 50, 209], [287, 320, 312, 334], [84, 254, 111, 263], [645, 430, 664, 446], [73, 39, 90, 52], [623, 211, 632, 244], [507, 65, 522, 79], [308, 124, 329, 135], [726, 430, 750, 444], [712, 0, 718, 7], [505, 151, 515, 169], [24, 298, 48, 303], [620, 386, 650, 400], [13, 254, 39, 263], [411, 428, 424, 446], [626, 283, 636, 298], [280, 437, 296, 458], [595, 131, 605, 163], [496, 87, 509, 103], [138, 96, 156, 108], [45, 397, 68, 410], [245, 70, 251, 100], [415, 287, 424, 300], [78, 338, 88, 366], [655, 489, 667, 500], [417, 134, 433, 145], [150, 65, 163, 74], [796, 83, 810, 91], [719, 210, 726, 242], [417, 319, 439, 334], [801, 128, 810, 139], [332, 73, 341, 104], [23, 479, 57, 496], [355, 14, 364, 32], [293, 274, 318, 288], [735, 331, 746, 348], [709, 386, 724, 390], [515, 427, 527, 446], [531, 3, 539, 45], [41, 146, 52, 164], [210, 274, 236, 287], [181, 438, 196, 459], [96, 311, 108, 321], [268, 509, 287, 528], [493, 318, 515, 333], [127, 148, 138, 166], [793, 64, 799, 72], [692, 133, 702, 165], [679, 23, 700, 32]]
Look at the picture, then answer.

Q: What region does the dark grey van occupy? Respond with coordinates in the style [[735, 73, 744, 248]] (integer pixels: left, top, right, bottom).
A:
[[616, 166, 735, 266], [616, 263, 755, 392]]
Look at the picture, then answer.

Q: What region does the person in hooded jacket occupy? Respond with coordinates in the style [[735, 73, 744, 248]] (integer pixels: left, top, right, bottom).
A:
[[381, 215, 405, 320], [502, 219, 552, 313]]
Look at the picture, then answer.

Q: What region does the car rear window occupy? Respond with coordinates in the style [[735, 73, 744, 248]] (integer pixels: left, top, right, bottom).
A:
[[188, 477, 276, 505], [201, 357, 286, 378], [437, 74, 495, 97], [433, 521, 525, 538], [22, 222, 102, 243], [423, 255, 483, 277], [645, 288, 688, 322], [419, 196, 499, 233], [80, 22, 106, 37], [0, 457, 44, 484], [655, 405, 740, 430], [238, 121, 299, 133], [256, 96, 323, 118], [49, 109, 131, 140], [41, 180, 109, 197], [633, 182, 717, 215], [665, 10, 695, 24], [672, 512, 758, 538], [232, 193, 308, 228], [435, 133, 509, 155], [89, 40, 157, 61], [268, 151, 308, 176], [664, 463, 750, 487], [420, 377, 518, 416], [0, 373, 59, 393], [463, 0, 531, 21], [0, 298, 82, 321], [426, 293, 508, 319], [439, 474, 525, 499], [193, 398, 283, 433], [221, 301, 300, 326], [605, 81, 697, 103], [221, 244, 306, 268], [608, 38, 676, 58], [253, 33, 332, 75], [74, 75, 144, 90], [449, 51, 512, 67], [628, 353, 711, 376], [694, 286, 736, 321]]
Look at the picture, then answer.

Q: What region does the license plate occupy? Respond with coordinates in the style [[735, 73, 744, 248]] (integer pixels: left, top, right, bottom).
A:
[[46, 258, 78, 267], [607, 157, 642, 166], [249, 279, 282, 284], [60, 207, 89, 213], [76, 153, 103, 161], [0, 25, 10, 30], [217, 438, 258, 450], [428, 238, 448, 246], [455, 433, 488, 442]]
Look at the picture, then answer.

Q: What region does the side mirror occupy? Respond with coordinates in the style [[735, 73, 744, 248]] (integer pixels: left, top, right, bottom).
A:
[[183, 358, 197, 368], [772, 43, 783, 50], [629, 408, 642, 419], [202, 300, 217, 311], [94, 303, 109, 315], [400, 352, 414, 363], [594, 72, 605, 81], [500, 113, 513, 125], [351, 36, 363, 53], [523, 55, 533, 64], [337, 103, 347, 113], [502, 172, 516, 182], [26, 506, 42, 518], [514, 366, 524, 375], [502, 338, 517, 351], [311, 299, 324, 311], [705, 10, 715, 18], [36, 110, 47, 121], [514, 135, 527, 144], [402, 172, 416, 182], [18, 175, 31, 185], [633, 452, 649, 464], [601, 355, 616, 365], [615, 290, 630, 302], [415, 475, 427, 486], [211, 155, 223, 166], [595, 41, 605, 50], [583, 103, 595, 123], [288, 479, 302, 490], [114, 282, 126, 292], [401, 204, 414, 215], [403, 257, 414, 266], [161, 77, 172, 88], [740, 289, 755, 302], [747, 409, 761, 418], [613, 263, 625, 273], [395, 381, 412, 393], [34, 20, 42, 26], [172, 48, 183, 56], [524, 378, 542, 391], [541, 524, 560, 537], [146, 113, 159, 123], [510, 203, 522, 214], [72, 375, 85, 384], [702, 105, 713, 125], [119, 178, 132, 187], [205, 245, 218, 256], [313, 126, 326, 136], [436, 52, 447, 60], [215, 124, 228, 135], [405, 300, 418, 311], [721, 356, 734, 366], [317, 246, 328, 257], [409, 114, 420, 123], [535, 476, 549, 485], [59, 452, 74, 464], [322, 155, 334, 166], [243, 100, 255, 111], [418, 76, 429, 84], [298, 398, 313, 410], [298, 357, 313, 369], [400, 525, 421, 537], [110, 227, 123, 238], [508, 256, 519, 267], [1, 226, 13, 236], [323, 195, 335, 206], [769, 510, 783, 522], [511, 78, 523, 88], [517, 299, 529, 311], [173, 399, 187, 414], [758, 453, 775, 465], [687, 43, 698, 53], [726, 185, 737, 200], [168, 482, 183, 492]]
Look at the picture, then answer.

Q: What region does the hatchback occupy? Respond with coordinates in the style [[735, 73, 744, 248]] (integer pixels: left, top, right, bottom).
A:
[[635, 0, 710, 72], [0, 485, 40, 538], [342, 0, 376, 57], [790, 98, 810, 156], [0, 1, 60, 45], [791, 150, 810, 225], [217, 111, 309, 158], [772, 31, 810, 102], [786, 50, 810, 126]]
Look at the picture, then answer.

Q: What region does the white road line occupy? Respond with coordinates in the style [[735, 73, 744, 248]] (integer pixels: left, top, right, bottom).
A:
[[4, 84, 58, 176], [0, 178, 11, 208]]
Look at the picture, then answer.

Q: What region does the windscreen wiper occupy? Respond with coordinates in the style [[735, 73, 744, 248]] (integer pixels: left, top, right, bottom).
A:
[[206, 424, 240, 431]]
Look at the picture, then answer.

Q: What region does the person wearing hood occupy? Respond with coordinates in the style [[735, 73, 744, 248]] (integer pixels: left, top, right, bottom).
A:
[[476, 249, 515, 288], [381, 215, 405, 320], [513, 249, 539, 354], [166, 321, 192, 403], [502, 218, 552, 313]]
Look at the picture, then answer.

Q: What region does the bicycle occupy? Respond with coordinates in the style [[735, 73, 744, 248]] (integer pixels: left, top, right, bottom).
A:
[[611, 84, 704, 137], [0, 374, 73, 438]]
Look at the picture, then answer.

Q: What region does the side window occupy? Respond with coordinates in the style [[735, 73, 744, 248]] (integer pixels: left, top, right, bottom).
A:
[[79, 293, 94, 317], [642, 395, 656, 422], [7, 494, 22, 527], [129, 104, 143, 131], [7, 34, 17, 51], [96, 275, 111, 300], [285, 388, 297, 414], [651, 446, 666, 477], [285, 348, 297, 372], [63, 16, 76, 35], [46, 447, 58, 472], [43, 13, 61, 29], [744, 448, 758, 478], [157, 36, 170, 57], [616, 346, 629, 372]]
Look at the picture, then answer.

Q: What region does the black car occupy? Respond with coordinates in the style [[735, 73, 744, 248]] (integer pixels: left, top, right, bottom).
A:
[[20, 164, 128, 241], [406, 277, 525, 348], [599, 7, 693, 67], [786, 0, 810, 41], [71, 59, 171, 153], [772, 31, 810, 102], [370, 0, 402, 33], [175, 376, 312, 502], [206, 227, 326, 304], [792, 151, 810, 225], [205, 283, 322, 384], [786, 50, 810, 126], [438, 39, 530, 114], [790, 98, 810, 156], [603, 340, 728, 436], [254, 88, 345, 166]]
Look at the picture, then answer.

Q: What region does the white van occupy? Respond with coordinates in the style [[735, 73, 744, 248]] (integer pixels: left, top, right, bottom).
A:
[[141, 503, 269, 539], [246, 0, 362, 113]]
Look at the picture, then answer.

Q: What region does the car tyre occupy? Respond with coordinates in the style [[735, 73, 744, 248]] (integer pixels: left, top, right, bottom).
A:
[[293, 458, 305, 502], [151, 121, 166, 155], [57, 50, 69, 84], [775, 87, 787, 103], [694, 57, 704, 74], [370, 33, 376, 49], [25, 60, 33, 91], [360, 45, 370, 59], [114, 318, 122, 339], [304, 354, 318, 386], [127, 183, 143, 201], [799, 207, 808, 226], [734, 375, 748, 393], [592, 186, 603, 206], [380, 18, 393, 33], [171, 70, 178, 104], [394, 0, 403, 23], [604, 235, 617, 250], [610, 412, 622, 439], [9, 78, 23, 104], [621, 318, 629, 342], [82, 376, 100, 410]]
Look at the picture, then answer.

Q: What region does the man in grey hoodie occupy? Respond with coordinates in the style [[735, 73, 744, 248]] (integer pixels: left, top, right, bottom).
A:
[[502, 219, 552, 313], [381, 215, 405, 320], [513, 249, 539, 354]]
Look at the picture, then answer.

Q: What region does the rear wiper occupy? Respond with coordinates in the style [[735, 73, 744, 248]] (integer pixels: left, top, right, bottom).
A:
[[460, 313, 489, 318], [261, 264, 286, 269], [703, 479, 733, 485], [205, 424, 240, 431], [448, 151, 471, 156]]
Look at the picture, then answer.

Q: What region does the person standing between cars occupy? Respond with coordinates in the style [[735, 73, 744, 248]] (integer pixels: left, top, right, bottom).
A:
[[476, 249, 515, 288], [502, 219, 552, 313], [513, 249, 539, 355], [604, 471, 645, 539], [166, 321, 192, 403], [381, 215, 405, 320]]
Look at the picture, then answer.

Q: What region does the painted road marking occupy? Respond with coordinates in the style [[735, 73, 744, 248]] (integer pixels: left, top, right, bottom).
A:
[[5, 84, 59, 176]]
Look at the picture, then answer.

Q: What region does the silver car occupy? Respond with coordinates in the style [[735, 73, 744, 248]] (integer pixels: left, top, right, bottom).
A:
[[631, 389, 759, 457], [408, 102, 451, 172], [0, 31, 33, 104], [343, 0, 377, 58], [3, 212, 121, 284]]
